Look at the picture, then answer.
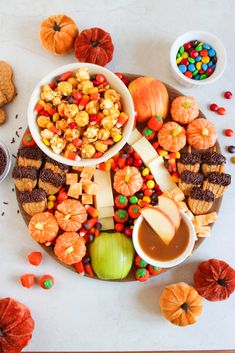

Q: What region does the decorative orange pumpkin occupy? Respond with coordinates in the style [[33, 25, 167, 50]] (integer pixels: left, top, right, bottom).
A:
[[55, 199, 87, 232], [39, 14, 78, 55], [54, 231, 86, 265], [128, 77, 169, 122], [187, 118, 217, 150], [0, 297, 34, 353], [158, 121, 186, 152], [194, 258, 235, 301], [160, 282, 203, 327], [171, 96, 199, 124], [113, 166, 143, 196], [28, 212, 59, 243], [74, 27, 114, 66]]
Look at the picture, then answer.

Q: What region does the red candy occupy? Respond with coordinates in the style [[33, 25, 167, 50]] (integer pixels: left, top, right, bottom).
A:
[[28, 252, 42, 266], [225, 129, 233, 137], [189, 49, 198, 58], [217, 107, 226, 115], [181, 58, 189, 66], [184, 42, 191, 51], [124, 227, 133, 238], [184, 71, 193, 79], [115, 223, 124, 232], [210, 103, 218, 112], [224, 91, 232, 99], [200, 49, 208, 57]]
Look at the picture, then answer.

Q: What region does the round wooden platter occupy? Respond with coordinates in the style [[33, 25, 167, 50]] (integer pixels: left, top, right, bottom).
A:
[[16, 73, 222, 282]]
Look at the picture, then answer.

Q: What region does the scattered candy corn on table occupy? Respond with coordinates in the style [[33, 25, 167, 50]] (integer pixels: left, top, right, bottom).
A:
[[1, 0, 235, 352]]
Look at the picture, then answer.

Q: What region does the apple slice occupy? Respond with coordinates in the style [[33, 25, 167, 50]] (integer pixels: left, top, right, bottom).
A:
[[158, 195, 181, 230], [141, 207, 176, 245]]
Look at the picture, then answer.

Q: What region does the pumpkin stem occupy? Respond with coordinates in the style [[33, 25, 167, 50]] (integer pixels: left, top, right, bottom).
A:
[[218, 278, 227, 287], [172, 126, 182, 137], [181, 302, 189, 312], [53, 21, 61, 31], [182, 100, 192, 108], [91, 40, 100, 48], [66, 246, 74, 254], [202, 128, 209, 136], [35, 222, 43, 230], [124, 173, 130, 183]]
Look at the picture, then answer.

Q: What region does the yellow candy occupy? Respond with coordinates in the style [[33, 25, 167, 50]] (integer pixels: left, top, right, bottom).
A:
[[175, 152, 181, 159], [171, 175, 179, 183], [146, 180, 155, 189], [143, 196, 151, 203], [48, 195, 56, 201], [46, 122, 53, 129], [182, 52, 189, 58], [159, 150, 168, 157], [42, 138, 50, 146], [198, 42, 204, 46], [176, 57, 182, 64], [202, 56, 210, 64], [196, 62, 202, 70], [47, 201, 54, 209], [168, 158, 176, 164], [38, 100, 46, 107], [113, 134, 122, 143], [142, 168, 149, 176], [52, 113, 60, 122]]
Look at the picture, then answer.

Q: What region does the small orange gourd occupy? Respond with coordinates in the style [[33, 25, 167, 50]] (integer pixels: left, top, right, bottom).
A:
[[39, 14, 78, 55], [158, 121, 186, 152], [187, 118, 217, 150], [171, 96, 199, 124], [160, 282, 203, 327], [113, 166, 143, 196]]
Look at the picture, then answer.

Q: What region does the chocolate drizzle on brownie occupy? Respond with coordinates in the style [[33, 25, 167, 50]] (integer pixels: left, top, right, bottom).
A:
[[17, 146, 43, 161], [179, 152, 201, 165], [207, 172, 231, 186], [190, 187, 215, 202], [45, 157, 69, 171], [202, 152, 226, 166], [19, 188, 47, 203], [12, 166, 38, 180], [181, 171, 204, 184], [39, 168, 65, 187]]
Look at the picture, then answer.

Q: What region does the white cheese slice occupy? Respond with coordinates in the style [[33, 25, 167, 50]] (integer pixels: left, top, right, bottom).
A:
[[94, 169, 114, 208], [132, 136, 158, 166], [148, 157, 177, 192], [100, 217, 114, 231], [127, 128, 143, 145], [99, 206, 114, 218]]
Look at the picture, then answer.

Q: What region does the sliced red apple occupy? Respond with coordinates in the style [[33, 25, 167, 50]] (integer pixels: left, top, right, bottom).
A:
[[158, 195, 181, 230], [140, 207, 176, 245]]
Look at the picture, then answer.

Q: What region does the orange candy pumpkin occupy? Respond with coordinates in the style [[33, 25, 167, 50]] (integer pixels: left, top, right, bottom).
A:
[[187, 118, 217, 150], [54, 231, 86, 265], [39, 14, 78, 55], [55, 199, 87, 232], [158, 121, 186, 152], [171, 96, 199, 124], [28, 212, 59, 243], [113, 166, 143, 197]]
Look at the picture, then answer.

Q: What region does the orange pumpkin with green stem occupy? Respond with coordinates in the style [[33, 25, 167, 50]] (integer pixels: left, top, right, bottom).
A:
[[187, 118, 217, 150], [28, 212, 59, 243], [171, 96, 199, 124], [55, 199, 87, 232], [54, 231, 86, 265], [158, 121, 186, 152], [113, 166, 143, 196]]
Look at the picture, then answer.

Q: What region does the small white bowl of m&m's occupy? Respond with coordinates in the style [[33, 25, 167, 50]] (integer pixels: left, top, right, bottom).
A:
[[170, 30, 227, 87]]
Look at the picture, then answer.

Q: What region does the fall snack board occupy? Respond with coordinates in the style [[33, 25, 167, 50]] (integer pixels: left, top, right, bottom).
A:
[[15, 74, 230, 282]]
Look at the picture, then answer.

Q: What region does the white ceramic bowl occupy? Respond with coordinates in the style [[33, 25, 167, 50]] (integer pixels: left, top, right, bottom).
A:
[[170, 30, 227, 88], [28, 63, 135, 167], [132, 210, 197, 268], [0, 140, 12, 184]]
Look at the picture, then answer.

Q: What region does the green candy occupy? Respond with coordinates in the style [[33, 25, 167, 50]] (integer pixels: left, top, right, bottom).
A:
[[188, 57, 195, 64], [43, 280, 53, 289], [118, 195, 127, 205], [176, 53, 181, 58], [179, 46, 184, 55], [193, 69, 198, 76], [129, 195, 138, 204], [200, 74, 208, 80], [195, 45, 203, 51]]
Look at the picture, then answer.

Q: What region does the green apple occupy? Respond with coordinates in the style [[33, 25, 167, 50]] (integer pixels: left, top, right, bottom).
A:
[[89, 232, 134, 280]]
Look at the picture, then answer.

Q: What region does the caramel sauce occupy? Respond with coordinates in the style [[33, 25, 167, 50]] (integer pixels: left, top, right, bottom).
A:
[[138, 217, 190, 262]]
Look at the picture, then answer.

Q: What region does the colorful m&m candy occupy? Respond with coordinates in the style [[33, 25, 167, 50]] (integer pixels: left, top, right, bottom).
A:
[[176, 40, 217, 80]]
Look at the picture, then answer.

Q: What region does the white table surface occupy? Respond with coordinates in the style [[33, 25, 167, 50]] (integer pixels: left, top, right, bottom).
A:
[[0, 0, 235, 351]]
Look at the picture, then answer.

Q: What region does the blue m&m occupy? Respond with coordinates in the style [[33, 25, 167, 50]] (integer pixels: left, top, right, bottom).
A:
[[176, 40, 217, 80]]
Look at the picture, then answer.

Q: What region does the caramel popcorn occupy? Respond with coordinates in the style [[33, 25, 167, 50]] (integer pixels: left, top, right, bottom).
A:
[[81, 144, 96, 158], [57, 81, 73, 96], [36, 68, 129, 161]]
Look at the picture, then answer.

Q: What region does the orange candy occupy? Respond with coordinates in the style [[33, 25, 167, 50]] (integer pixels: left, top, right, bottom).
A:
[[28, 252, 42, 266], [28, 212, 59, 243], [55, 199, 87, 232], [54, 232, 86, 265], [40, 274, 54, 290]]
